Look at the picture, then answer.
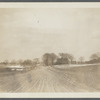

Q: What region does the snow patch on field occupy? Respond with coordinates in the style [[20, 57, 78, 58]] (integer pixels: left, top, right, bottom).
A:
[[8, 65, 24, 69], [54, 63, 100, 69]]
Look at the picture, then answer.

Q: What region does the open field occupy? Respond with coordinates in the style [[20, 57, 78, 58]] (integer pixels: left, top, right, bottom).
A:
[[0, 64, 100, 92]]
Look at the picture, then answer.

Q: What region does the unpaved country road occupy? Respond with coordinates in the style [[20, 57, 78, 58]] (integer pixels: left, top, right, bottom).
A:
[[0, 65, 100, 92]]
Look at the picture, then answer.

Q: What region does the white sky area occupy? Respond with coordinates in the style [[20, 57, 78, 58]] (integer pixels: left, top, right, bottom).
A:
[[0, 8, 100, 61]]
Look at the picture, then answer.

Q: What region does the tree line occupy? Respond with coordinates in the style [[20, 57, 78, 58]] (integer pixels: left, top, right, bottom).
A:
[[85, 52, 100, 64], [0, 52, 100, 66], [42, 52, 100, 66], [0, 58, 39, 66], [42, 53, 74, 66]]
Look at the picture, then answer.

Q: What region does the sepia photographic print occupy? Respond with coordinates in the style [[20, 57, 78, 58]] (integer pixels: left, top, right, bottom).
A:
[[0, 2, 100, 98]]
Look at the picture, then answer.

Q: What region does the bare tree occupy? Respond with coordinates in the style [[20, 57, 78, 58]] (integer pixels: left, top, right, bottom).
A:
[[22, 59, 33, 66], [10, 60, 17, 65], [90, 52, 100, 63], [17, 59, 23, 65], [90, 53, 100, 60], [67, 54, 74, 64], [79, 57, 84, 64], [4, 60, 9, 65]]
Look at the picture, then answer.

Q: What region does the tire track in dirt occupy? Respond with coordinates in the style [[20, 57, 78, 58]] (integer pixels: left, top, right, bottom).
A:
[[0, 65, 100, 92]]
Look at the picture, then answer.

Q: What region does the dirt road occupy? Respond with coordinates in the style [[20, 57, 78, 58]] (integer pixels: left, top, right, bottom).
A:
[[0, 65, 100, 92]]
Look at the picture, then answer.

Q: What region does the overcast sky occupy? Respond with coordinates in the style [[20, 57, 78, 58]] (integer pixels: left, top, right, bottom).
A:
[[0, 8, 100, 61]]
